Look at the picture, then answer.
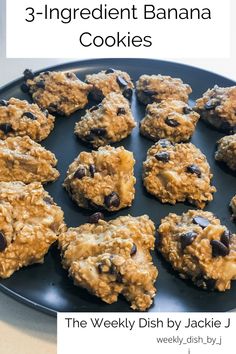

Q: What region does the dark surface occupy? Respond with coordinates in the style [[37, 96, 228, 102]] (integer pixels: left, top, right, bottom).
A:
[[0, 58, 235, 316]]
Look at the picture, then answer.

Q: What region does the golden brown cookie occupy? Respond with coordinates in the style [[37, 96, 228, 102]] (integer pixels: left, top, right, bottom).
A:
[[143, 140, 216, 208], [0, 136, 59, 184], [74, 92, 136, 148], [59, 214, 158, 311], [22, 69, 92, 116], [0, 182, 66, 278], [136, 74, 192, 105], [85, 68, 134, 101], [158, 210, 236, 291], [140, 100, 199, 142], [0, 97, 54, 141], [63, 146, 136, 211], [215, 134, 236, 171], [194, 85, 236, 133]]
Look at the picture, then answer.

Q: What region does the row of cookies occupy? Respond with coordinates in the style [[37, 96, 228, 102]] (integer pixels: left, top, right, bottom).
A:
[[0, 136, 230, 214], [19, 67, 235, 135], [0, 180, 236, 310], [0, 68, 235, 146]]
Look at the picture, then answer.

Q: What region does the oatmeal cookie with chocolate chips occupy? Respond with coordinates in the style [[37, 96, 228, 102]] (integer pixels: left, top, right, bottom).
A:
[[230, 195, 236, 220], [158, 210, 236, 291], [194, 85, 236, 133], [140, 100, 199, 142], [0, 97, 54, 141], [0, 136, 59, 184], [59, 214, 158, 311], [74, 92, 136, 148], [0, 182, 65, 278], [64, 146, 136, 211], [22, 69, 92, 116], [215, 134, 236, 171], [136, 74, 192, 105], [143, 140, 216, 208], [85, 68, 134, 101]]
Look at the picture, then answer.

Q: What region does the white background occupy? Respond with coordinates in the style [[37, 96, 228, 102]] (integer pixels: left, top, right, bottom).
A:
[[58, 313, 235, 354], [6, 0, 231, 59], [0, 0, 236, 354]]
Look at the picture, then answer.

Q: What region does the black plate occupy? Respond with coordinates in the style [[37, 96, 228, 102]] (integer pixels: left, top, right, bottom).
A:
[[0, 59, 235, 316]]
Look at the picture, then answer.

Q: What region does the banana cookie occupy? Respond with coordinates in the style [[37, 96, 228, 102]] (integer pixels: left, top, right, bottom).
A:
[[143, 140, 216, 208], [63, 146, 136, 211], [0, 136, 59, 184], [0, 182, 65, 278], [85, 68, 134, 101], [0, 97, 54, 141], [74, 92, 136, 148], [59, 214, 158, 311], [215, 134, 236, 171], [194, 85, 236, 133], [158, 210, 236, 291], [140, 100, 199, 142], [136, 74, 192, 105], [230, 195, 236, 220], [22, 69, 92, 116]]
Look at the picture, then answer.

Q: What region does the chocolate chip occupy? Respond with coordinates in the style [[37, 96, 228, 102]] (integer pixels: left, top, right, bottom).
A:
[[105, 68, 116, 74], [97, 263, 103, 274], [66, 72, 74, 79], [0, 232, 7, 252], [23, 69, 34, 80], [90, 104, 102, 112], [98, 261, 117, 275], [90, 128, 107, 137], [43, 197, 54, 205], [89, 164, 96, 177], [88, 212, 104, 224], [116, 76, 128, 88], [43, 71, 50, 75], [21, 83, 30, 93], [211, 240, 229, 257], [117, 107, 126, 116], [104, 192, 120, 208], [0, 123, 13, 134], [204, 100, 219, 110], [49, 103, 58, 111], [183, 106, 193, 114], [180, 231, 198, 250], [186, 164, 201, 178], [158, 139, 172, 148], [43, 109, 49, 117], [22, 112, 37, 120], [130, 244, 137, 256], [123, 88, 133, 100], [109, 264, 117, 275], [195, 275, 216, 290], [85, 133, 94, 142], [0, 99, 8, 107], [74, 167, 86, 179], [165, 117, 180, 127], [193, 216, 210, 228], [91, 88, 104, 101], [155, 152, 170, 162], [36, 80, 45, 89], [143, 90, 156, 96], [116, 273, 123, 283], [220, 230, 231, 248]]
